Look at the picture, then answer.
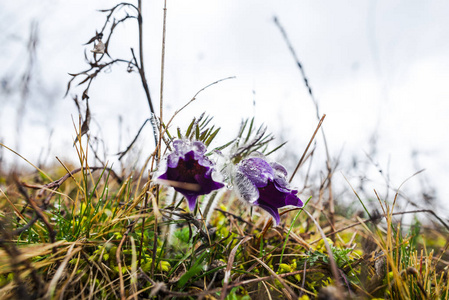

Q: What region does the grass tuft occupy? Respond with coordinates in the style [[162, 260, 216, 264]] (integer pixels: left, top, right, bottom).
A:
[[1, 133, 448, 299]]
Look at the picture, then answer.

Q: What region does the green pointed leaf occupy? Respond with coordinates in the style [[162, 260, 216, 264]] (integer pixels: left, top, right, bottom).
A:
[[244, 117, 255, 143], [185, 118, 195, 138], [205, 128, 220, 146]]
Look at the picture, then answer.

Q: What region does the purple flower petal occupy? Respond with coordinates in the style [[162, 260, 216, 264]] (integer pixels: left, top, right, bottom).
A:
[[270, 162, 288, 178], [192, 141, 207, 154], [185, 194, 200, 212], [238, 157, 273, 188], [158, 140, 224, 211], [234, 170, 260, 203], [258, 203, 281, 225], [255, 180, 295, 209], [235, 157, 303, 225]]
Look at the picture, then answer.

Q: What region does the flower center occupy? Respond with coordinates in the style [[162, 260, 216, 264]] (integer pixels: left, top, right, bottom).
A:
[[170, 158, 206, 183]]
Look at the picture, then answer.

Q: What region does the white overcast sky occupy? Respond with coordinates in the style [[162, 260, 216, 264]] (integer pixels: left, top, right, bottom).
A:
[[1, 1, 449, 216]]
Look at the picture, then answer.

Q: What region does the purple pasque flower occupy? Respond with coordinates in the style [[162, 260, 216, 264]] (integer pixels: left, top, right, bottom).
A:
[[234, 156, 303, 225], [158, 139, 224, 211]]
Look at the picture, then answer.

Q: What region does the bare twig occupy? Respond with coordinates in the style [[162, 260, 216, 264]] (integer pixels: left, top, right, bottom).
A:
[[220, 236, 252, 300], [290, 114, 326, 182], [215, 208, 254, 228], [147, 76, 235, 168], [273, 17, 319, 116], [138, 184, 151, 269], [14, 176, 56, 251], [12, 214, 39, 235], [116, 118, 151, 160], [66, 1, 159, 152], [136, 0, 155, 115], [304, 209, 342, 287], [252, 255, 298, 299], [162, 76, 236, 135], [21, 165, 122, 193], [117, 221, 137, 300], [274, 16, 336, 237], [158, 0, 168, 163]]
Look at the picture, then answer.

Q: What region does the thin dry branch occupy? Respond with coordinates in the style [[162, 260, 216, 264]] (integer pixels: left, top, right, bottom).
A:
[[290, 114, 326, 182], [162, 76, 236, 138], [66, 1, 158, 151], [220, 235, 252, 300], [252, 255, 298, 299], [136, 0, 155, 115], [21, 166, 122, 193], [274, 16, 336, 235], [304, 209, 342, 288], [116, 221, 137, 300]]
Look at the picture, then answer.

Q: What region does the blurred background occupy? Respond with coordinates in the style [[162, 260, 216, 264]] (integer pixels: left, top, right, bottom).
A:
[[1, 0, 448, 217]]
